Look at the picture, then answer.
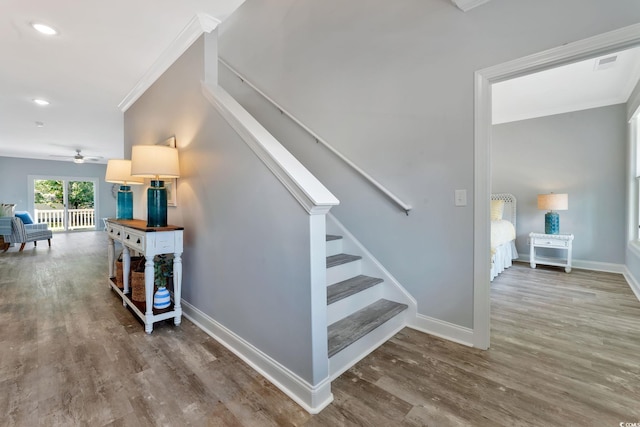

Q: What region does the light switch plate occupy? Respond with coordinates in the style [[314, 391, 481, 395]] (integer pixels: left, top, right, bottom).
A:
[[455, 189, 467, 206]]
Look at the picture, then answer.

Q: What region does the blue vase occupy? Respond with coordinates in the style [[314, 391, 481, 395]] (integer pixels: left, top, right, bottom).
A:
[[545, 211, 560, 234], [153, 286, 171, 309], [117, 185, 133, 220], [147, 180, 167, 227]]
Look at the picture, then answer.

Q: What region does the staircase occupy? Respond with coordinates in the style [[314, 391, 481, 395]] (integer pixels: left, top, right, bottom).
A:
[[325, 216, 415, 379]]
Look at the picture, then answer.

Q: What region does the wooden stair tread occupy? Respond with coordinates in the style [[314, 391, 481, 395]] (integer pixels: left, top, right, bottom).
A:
[[328, 299, 408, 358], [326, 253, 361, 268], [326, 234, 342, 241], [327, 275, 383, 305]]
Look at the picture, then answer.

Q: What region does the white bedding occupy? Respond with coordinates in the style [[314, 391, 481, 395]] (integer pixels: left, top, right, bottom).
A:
[[490, 219, 518, 281], [491, 219, 515, 256]]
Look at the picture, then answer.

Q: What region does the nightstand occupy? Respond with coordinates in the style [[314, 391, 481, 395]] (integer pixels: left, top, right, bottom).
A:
[[529, 232, 574, 273]]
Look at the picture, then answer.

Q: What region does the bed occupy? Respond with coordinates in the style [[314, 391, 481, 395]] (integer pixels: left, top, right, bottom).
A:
[[490, 193, 518, 281]]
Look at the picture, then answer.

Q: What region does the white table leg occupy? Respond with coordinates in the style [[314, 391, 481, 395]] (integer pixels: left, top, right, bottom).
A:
[[530, 242, 536, 269], [144, 256, 155, 334], [173, 252, 182, 326], [107, 237, 115, 283], [123, 245, 131, 298]]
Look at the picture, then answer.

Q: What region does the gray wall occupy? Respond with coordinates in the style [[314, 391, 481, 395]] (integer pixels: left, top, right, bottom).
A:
[[0, 156, 114, 223], [492, 105, 627, 264], [124, 37, 319, 383], [218, 0, 640, 327]]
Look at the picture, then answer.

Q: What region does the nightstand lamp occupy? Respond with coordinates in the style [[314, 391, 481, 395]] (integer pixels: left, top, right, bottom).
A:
[[537, 193, 568, 235], [131, 145, 180, 228], [105, 159, 144, 220]]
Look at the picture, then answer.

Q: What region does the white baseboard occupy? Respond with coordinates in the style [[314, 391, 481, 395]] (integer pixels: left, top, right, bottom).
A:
[[516, 254, 625, 274], [409, 314, 474, 348], [181, 300, 333, 414], [623, 267, 640, 302]]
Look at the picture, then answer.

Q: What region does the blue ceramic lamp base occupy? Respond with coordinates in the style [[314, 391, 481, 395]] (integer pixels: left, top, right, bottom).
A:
[[147, 180, 168, 228], [544, 211, 560, 234], [116, 185, 133, 220]]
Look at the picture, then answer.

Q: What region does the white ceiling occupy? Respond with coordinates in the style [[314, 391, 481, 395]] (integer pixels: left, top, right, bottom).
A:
[[0, 0, 244, 164], [2, 2, 639, 164], [493, 46, 640, 124]]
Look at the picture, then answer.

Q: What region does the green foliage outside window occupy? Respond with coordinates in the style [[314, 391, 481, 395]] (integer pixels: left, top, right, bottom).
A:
[[35, 179, 94, 209]]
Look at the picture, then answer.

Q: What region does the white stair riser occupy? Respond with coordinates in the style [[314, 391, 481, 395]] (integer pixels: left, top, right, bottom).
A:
[[327, 284, 383, 325], [326, 239, 343, 257], [326, 260, 361, 286], [329, 311, 407, 380]]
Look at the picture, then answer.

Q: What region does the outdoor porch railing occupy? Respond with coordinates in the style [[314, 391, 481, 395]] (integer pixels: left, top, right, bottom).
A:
[[34, 209, 96, 231]]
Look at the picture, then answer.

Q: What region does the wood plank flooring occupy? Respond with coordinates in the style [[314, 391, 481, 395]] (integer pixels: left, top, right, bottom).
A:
[[2, 233, 640, 426]]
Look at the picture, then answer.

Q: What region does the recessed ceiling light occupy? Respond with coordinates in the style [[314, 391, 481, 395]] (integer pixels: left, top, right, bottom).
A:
[[35, 121, 44, 127], [33, 98, 50, 106], [31, 22, 58, 36]]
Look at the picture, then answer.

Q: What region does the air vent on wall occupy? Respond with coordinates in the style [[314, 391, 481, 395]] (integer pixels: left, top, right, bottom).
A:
[[594, 55, 618, 71]]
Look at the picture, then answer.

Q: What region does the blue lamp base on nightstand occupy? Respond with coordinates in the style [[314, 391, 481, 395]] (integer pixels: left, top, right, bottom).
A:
[[544, 211, 560, 234]]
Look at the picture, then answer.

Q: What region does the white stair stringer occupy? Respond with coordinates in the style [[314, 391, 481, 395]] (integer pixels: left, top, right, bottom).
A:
[[326, 213, 417, 379]]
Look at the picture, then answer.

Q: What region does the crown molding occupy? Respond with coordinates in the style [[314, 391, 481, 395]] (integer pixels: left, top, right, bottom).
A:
[[118, 13, 221, 112], [452, 0, 491, 12]]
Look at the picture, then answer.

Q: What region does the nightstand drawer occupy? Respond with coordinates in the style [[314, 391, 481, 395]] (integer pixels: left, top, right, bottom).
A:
[[532, 237, 570, 248]]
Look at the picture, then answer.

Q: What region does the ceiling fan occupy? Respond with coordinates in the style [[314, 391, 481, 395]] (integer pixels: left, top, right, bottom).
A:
[[50, 149, 103, 164]]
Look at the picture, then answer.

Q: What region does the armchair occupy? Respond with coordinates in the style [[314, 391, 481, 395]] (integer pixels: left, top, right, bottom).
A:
[[0, 217, 53, 252]]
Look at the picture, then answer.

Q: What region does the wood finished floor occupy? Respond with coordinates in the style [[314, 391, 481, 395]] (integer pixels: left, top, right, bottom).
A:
[[2, 232, 640, 426]]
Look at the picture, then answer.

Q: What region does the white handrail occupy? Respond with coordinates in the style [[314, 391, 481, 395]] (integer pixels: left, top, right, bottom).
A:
[[218, 58, 412, 215]]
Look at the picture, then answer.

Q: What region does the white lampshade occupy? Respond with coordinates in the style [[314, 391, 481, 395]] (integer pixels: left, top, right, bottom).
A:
[[105, 159, 145, 184], [537, 193, 568, 211], [130, 145, 180, 178]]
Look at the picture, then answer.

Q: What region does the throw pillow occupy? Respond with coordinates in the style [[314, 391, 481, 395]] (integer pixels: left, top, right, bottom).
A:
[[15, 211, 34, 225], [0, 203, 15, 217], [490, 199, 505, 221]]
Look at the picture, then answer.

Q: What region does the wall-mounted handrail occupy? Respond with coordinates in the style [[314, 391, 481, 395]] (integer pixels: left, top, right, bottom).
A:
[[218, 58, 412, 215]]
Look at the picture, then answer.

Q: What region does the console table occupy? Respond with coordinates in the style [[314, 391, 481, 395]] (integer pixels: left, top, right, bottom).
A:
[[529, 232, 574, 273], [106, 219, 184, 333]]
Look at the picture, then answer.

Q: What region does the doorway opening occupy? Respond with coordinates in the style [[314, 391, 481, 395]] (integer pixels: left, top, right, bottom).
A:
[[473, 24, 640, 350], [30, 176, 98, 231]]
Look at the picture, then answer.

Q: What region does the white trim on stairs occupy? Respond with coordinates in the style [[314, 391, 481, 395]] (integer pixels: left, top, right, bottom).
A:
[[326, 213, 417, 318], [182, 300, 334, 414], [118, 13, 221, 112], [202, 83, 339, 215], [218, 58, 412, 215]]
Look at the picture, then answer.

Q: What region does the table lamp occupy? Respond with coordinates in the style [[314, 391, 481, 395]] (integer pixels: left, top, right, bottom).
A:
[[537, 193, 568, 235], [131, 145, 180, 227], [105, 159, 145, 220]]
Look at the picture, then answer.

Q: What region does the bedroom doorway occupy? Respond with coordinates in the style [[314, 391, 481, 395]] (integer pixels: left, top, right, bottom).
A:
[[472, 24, 640, 349]]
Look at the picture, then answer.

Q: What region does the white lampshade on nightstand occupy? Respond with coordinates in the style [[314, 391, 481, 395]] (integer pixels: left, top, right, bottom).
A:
[[537, 193, 568, 234], [131, 145, 180, 227], [105, 159, 144, 220]]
